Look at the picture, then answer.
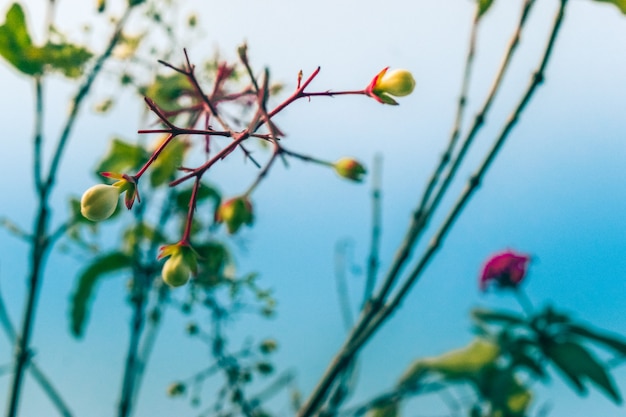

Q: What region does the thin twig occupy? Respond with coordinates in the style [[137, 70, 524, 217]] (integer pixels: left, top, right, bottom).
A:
[[363, 154, 383, 306], [296, 1, 568, 415], [0, 282, 73, 417], [349, 0, 569, 370]]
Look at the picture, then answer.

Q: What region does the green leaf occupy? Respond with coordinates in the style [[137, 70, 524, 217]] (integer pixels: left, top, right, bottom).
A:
[[140, 73, 193, 112], [478, 0, 495, 17], [39, 41, 92, 78], [398, 338, 499, 387], [149, 137, 187, 187], [175, 182, 221, 212], [566, 323, 626, 356], [367, 400, 399, 417], [194, 242, 231, 286], [592, 0, 626, 14], [122, 222, 166, 253], [0, 4, 92, 77], [471, 308, 525, 325], [95, 138, 147, 175], [70, 252, 132, 337], [545, 340, 622, 404], [0, 3, 41, 75]]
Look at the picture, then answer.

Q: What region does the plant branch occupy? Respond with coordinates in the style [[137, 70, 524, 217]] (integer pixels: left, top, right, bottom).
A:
[[348, 0, 569, 375], [363, 154, 383, 306], [296, 1, 567, 415]]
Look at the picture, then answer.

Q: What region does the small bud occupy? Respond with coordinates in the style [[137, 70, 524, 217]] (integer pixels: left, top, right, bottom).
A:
[[159, 244, 198, 288], [256, 361, 274, 375], [367, 67, 415, 105], [80, 184, 121, 221], [259, 339, 278, 354], [334, 158, 367, 182], [166, 381, 186, 397], [186, 322, 199, 335], [162, 252, 190, 287], [215, 196, 254, 234]]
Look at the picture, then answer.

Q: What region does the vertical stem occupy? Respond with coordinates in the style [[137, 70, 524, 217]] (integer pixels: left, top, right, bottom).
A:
[[5, 7, 134, 417], [116, 274, 148, 417], [363, 154, 383, 306], [5, 201, 50, 417]]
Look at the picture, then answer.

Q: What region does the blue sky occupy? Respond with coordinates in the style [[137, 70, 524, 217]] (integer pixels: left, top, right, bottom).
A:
[[1, 0, 626, 416]]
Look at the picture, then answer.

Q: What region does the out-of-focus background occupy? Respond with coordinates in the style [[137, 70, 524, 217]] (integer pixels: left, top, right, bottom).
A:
[[1, 0, 625, 416]]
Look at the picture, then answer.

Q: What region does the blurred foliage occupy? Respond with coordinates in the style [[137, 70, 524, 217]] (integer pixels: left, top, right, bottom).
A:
[[0, 3, 92, 77]]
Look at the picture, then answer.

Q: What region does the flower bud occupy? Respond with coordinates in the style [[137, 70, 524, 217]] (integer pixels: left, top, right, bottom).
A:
[[162, 251, 191, 287], [334, 158, 367, 182], [166, 381, 186, 397], [479, 250, 531, 291], [159, 244, 197, 287], [80, 184, 121, 221], [367, 67, 415, 105], [215, 196, 254, 234]]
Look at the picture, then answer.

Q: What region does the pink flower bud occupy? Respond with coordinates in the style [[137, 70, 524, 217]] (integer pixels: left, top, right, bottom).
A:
[[479, 250, 531, 291]]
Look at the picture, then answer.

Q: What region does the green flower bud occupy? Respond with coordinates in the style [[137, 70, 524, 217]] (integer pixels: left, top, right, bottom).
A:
[[162, 251, 191, 287], [215, 196, 254, 234], [334, 158, 367, 182], [80, 184, 121, 221]]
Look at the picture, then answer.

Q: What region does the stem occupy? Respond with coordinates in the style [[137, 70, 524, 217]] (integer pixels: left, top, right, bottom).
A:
[[33, 78, 44, 192], [296, 1, 567, 415], [363, 154, 383, 306], [0, 282, 73, 417], [5, 7, 134, 417], [346, 0, 569, 384], [116, 275, 148, 417]]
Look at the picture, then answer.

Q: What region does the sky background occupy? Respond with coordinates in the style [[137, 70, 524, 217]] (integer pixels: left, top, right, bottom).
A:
[[1, 0, 626, 416]]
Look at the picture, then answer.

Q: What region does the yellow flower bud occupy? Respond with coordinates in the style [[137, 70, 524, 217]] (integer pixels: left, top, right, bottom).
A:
[[80, 184, 121, 221], [374, 69, 415, 97], [334, 158, 367, 182], [367, 67, 416, 105]]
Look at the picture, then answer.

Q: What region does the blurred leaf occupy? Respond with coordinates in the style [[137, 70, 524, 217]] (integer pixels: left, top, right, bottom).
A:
[[122, 222, 166, 252], [0, 3, 41, 75], [95, 138, 147, 175], [175, 182, 221, 212], [478, 0, 495, 17], [592, 0, 626, 14], [367, 400, 399, 417], [545, 340, 621, 403], [70, 252, 132, 337], [140, 73, 192, 112], [566, 323, 626, 356], [398, 338, 499, 387], [480, 368, 532, 416], [512, 351, 547, 380], [194, 241, 230, 286], [149, 137, 187, 187], [472, 308, 525, 326], [39, 41, 92, 78], [0, 4, 91, 77]]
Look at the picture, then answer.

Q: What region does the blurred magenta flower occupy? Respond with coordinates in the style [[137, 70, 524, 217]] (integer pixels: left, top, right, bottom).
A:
[[480, 250, 530, 291]]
